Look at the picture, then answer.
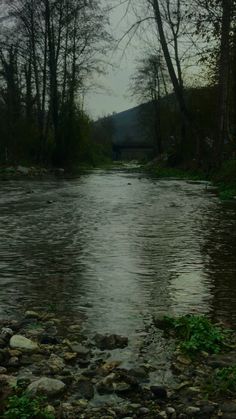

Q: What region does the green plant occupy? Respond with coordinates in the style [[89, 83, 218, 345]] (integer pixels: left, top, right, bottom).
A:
[[205, 365, 236, 396], [163, 315, 227, 355], [3, 394, 55, 419]]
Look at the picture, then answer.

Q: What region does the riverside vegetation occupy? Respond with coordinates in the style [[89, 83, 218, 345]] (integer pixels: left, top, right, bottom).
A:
[[145, 158, 236, 201], [1, 312, 236, 419]]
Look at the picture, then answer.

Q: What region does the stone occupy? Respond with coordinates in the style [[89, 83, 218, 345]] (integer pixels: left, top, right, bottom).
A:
[[221, 402, 236, 413], [150, 385, 168, 399], [1, 328, 14, 341], [48, 354, 65, 374], [40, 334, 60, 345], [94, 334, 128, 350], [139, 407, 150, 415], [63, 352, 77, 362], [77, 378, 94, 400], [185, 406, 201, 415], [27, 377, 66, 397], [186, 387, 201, 395], [96, 373, 116, 394], [8, 357, 19, 367], [113, 381, 131, 393], [157, 412, 168, 419], [128, 366, 148, 379], [177, 355, 191, 366], [68, 342, 90, 357], [45, 405, 56, 416], [10, 335, 38, 352], [69, 324, 81, 332], [0, 367, 7, 374], [0, 374, 17, 388], [98, 361, 121, 375], [17, 166, 30, 175], [166, 407, 176, 419], [0, 338, 6, 349], [25, 311, 41, 320]]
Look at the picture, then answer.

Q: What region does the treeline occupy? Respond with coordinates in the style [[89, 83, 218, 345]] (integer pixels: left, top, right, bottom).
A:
[[0, 0, 111, 167], [129, 0, 236, 170]]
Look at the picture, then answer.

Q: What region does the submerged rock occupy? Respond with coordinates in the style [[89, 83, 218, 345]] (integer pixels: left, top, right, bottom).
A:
[[76, 377, 94, 400], [94, 334, 128, 350], [10, 335, 38, 352], [27, 377, 66, 397]]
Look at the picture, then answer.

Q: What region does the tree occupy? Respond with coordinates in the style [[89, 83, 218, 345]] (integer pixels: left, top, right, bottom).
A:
[[0, 0, 111, 165], [130, 52, 169, 154]]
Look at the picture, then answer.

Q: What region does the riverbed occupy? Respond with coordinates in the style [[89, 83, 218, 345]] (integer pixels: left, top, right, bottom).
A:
[[0, 169, 236, 381]]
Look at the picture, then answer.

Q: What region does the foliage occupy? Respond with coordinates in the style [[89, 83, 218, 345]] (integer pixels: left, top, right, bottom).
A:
[[146, 164, 205, 181], [162, 315, 227, 355], [3, 394, 55, 419], [213, 160, 236, 200], [205, 365, 236, 396], [213, 366, 236, 394]]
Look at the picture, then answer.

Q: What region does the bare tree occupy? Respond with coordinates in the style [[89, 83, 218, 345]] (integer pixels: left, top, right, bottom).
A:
[[130, 52, 169, 154]]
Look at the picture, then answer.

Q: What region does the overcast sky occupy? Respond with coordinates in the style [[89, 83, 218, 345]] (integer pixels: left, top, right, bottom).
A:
[[85, 1, 139, 119]]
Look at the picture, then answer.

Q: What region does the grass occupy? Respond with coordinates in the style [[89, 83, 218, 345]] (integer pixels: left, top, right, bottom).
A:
[[146, 164, 205, 181], [3, 394, 55, 419], [204, 365, 236, 396], [145, 158, 236, 201], [161, 315, 229, 356], [211, 160, 236, 200]]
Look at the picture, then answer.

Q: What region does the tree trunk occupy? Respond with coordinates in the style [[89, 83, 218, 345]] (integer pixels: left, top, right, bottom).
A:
[[216, 0, 232, 166]]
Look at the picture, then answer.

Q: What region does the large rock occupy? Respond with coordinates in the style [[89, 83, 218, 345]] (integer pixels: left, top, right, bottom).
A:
[[27, 377, 66, 397], [10, 335, 38, 352], [17, 166, 30, 175]]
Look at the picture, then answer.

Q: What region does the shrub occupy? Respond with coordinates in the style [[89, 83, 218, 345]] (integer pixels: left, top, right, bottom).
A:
[[162, 315, 227, 355], [3, 394, 55, 419]]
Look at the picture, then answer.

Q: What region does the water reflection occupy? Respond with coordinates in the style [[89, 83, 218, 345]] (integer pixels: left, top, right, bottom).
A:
[[0, 172, 236, 340]]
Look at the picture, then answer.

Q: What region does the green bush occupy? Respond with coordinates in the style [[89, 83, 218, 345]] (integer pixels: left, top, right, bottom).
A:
[[3, 394, 55, 419], [162, 315, 227, 355]]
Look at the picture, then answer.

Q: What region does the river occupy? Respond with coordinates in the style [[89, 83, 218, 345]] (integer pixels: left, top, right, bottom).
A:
[[0, 169, 236, 381]]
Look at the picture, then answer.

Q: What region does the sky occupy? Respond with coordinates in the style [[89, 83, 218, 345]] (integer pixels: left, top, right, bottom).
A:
[[85, 1, 139, 119]]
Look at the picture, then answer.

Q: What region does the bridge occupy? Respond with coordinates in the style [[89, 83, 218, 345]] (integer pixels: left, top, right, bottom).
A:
[[112, 143, 155, 161]]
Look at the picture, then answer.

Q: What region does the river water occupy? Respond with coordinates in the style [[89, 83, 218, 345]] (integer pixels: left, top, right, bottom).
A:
[[0, 169, 236, 379]]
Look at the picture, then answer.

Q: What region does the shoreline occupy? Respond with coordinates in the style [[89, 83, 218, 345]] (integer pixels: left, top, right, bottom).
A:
[[1, 312, 236, 418]]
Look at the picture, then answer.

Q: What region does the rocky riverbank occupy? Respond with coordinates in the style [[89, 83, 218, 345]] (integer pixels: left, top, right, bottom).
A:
[[0, 166, 65, 180], [0, 312, 236, 418]]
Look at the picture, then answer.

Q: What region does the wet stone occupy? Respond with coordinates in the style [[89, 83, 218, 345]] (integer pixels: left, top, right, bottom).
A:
[[40, 334, 60, 345], [150, 385, 168, 399], [68, 342, 90, 357], [221, 402, 236, 413], [27, 377, 66, 397], [76, 377, 94, 400], [10, 335, 38, 352]]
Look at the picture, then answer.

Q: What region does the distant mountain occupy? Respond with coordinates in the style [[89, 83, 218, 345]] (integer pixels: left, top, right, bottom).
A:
[[110, 103, 154, 147]]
